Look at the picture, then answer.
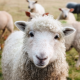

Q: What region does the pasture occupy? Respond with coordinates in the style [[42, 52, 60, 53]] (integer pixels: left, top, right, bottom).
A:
[[0, 0, 80, 80]]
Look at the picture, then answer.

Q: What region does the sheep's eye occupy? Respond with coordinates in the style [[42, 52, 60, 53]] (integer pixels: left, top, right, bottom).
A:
[[29, 31, 34, 37], [54, 34, 59, 39]]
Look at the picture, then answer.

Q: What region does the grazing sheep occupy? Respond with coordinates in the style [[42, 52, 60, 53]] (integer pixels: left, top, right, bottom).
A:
[[0, 11, 14, 37], [26, 0, 45, 15], [2, 15, 75, 80], [57, 8, 76, 22]]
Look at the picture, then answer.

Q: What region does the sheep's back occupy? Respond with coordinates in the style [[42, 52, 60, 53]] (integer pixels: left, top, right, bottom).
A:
[[34, 4, 45, 14]]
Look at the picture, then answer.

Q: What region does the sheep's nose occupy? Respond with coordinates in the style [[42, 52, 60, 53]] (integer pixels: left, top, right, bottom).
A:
[[36, 55, 48, 62]]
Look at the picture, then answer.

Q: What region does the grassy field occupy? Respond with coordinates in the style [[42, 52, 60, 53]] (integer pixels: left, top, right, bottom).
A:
[[0, 0, 80, 80]]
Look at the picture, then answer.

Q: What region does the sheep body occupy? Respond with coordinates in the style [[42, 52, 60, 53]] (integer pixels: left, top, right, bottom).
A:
[[62, 20, 80, 67], [2, 31, 24, 80], [0, 11, 14, 37], [31, 3, 45, 14], [2, 15, 76, 80]]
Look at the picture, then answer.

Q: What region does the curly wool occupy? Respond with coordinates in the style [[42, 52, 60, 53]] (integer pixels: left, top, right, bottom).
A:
[[15, 52, 68, 80], [27, 15, 63, 33]]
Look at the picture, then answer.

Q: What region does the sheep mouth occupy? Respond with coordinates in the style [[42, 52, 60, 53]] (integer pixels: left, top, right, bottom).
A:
[[37, 63, 45, 66], [36, 62, 47, 68]]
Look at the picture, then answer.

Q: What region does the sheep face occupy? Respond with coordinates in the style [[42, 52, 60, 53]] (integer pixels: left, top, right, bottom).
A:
[[15, 16, 75, 68], [59, 8, 74, 19], [27, 0, 37, 12], [25, 30, 60, 68]]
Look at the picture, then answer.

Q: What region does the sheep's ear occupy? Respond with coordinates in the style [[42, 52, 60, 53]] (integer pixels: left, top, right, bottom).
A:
[[63, 27, 76, 36], [15, 21, 27, 31], [59, 8, 62, 11], [69, 8, 74, 12], [42, 13, 49, 16], [25, 11, 30, 17]]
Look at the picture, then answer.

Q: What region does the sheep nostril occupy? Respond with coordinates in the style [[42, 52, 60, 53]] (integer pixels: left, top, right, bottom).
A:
[[36, 55, 48, 61]]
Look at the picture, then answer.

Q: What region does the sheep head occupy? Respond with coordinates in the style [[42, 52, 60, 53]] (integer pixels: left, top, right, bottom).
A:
[[15, 15, 75, 68], [59, 8, 74, 19], [27, 0, 38, 10]]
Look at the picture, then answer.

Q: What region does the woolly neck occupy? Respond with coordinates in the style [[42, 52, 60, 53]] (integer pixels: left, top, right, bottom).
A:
[[21, 56, 62, 80]]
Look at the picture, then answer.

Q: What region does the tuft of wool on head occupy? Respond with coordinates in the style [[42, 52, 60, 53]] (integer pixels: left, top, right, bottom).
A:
[[26, 15, 63, 34]]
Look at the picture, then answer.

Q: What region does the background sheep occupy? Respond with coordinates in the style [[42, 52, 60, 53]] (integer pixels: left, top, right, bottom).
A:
[[0, 11, 14, 37], [57, 8, 76, 22], [26, 0, 45, 14], [2, 15, 75, 80]]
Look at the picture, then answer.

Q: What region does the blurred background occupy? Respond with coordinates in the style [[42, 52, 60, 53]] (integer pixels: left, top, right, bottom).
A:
[[0, 0, 80, 80]]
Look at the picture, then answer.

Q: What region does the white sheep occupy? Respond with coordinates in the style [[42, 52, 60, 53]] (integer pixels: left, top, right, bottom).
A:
[[0, 11, 14, 37], [2, 15, 75, 80], [27, 0, 45, 15], [57, 8, 76, 22]]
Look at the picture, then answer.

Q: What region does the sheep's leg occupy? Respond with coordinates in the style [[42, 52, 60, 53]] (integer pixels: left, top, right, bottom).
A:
[[1, 28, 6, 38], [75, 53, 80, 68]]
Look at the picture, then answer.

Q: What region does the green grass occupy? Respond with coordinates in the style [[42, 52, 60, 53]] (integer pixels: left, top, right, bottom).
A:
[[66, 48, 80, 80]]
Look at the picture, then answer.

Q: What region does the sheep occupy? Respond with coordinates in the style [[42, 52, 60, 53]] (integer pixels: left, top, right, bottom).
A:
[[57, 8, 76, 22], [26, 0, 45, 15], [0, 11, 14, 37], [2, 15, 76, 80]]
